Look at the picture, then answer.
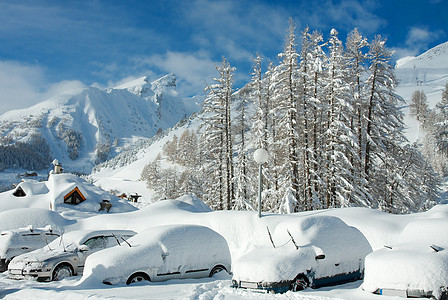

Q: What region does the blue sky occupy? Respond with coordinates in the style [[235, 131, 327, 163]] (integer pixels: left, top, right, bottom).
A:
[[0, 0, 446, 113]]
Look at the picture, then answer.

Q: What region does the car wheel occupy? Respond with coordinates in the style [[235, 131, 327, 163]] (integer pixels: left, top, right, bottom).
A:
[[126, 272, 150, 285], [52, 264, 73, 281], [291, 274, 309, 292], [209, 265, 227, 277]]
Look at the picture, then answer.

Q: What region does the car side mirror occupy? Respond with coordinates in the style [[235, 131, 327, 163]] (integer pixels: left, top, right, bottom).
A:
[[78, 245, 90, 252], [315, 254, 325, 260]]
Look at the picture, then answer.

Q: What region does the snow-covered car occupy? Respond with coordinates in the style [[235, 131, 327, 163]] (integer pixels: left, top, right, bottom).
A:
[[8, 229, 136, 281], [81, 224, 231, 285], [363, 219, 448, 300], [231, 215, 372, 293], [0, 226, 60, 272]]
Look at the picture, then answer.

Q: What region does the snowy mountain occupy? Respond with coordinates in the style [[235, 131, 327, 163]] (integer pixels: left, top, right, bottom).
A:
[[395, 41, 448, 142], [0, 74, 201, 173]]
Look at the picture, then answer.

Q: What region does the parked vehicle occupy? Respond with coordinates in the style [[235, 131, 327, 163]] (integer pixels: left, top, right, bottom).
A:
[[8, 229, 136, 281], [363, 219, 448, 300], [81, 225, 231, 285], [0, 226, 60, 272], [231, 215, 372, 293]]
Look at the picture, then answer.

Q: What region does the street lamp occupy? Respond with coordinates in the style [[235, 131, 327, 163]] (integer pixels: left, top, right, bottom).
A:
[[254, 148, 268, 218]]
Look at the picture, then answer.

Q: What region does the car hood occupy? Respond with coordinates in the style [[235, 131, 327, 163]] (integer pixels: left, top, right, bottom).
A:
[[232, 245, 317, 283], [9, 247, 76, 266]]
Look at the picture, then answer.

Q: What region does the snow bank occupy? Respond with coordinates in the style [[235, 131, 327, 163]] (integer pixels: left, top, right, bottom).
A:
[[0, 208, 73, 233], [142, 195, 212, 213]]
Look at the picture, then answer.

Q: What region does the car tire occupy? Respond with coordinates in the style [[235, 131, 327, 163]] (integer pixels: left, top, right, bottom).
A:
[[290, 274, 309, 292], [209, 265, 227, 277], [126, 272, 150, 285], [0, 258, 12, 273], [52, 264, 73, 281]]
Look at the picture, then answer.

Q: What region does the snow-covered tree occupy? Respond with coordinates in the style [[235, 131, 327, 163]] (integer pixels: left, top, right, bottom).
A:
[[434, 82, 448, 175], [272, 19, 301, 213], [322, 28, 355, 208], [410, 90, 429, 121], [344, 28, 370, 207], [200, 58, 236, 210]]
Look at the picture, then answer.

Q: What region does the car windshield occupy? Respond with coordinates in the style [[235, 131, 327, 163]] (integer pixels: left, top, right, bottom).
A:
[[83, 236, 108, 250]]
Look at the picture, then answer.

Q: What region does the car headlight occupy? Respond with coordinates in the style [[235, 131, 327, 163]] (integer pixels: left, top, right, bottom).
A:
[[26, 261, 49, 271]]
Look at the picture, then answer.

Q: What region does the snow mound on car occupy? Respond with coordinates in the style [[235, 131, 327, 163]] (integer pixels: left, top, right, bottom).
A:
[[80, 224, 230, 285], [142, 195, 212, 213], [0, 208, 74, 233], [232, 215, 372, 283], [363, 218, 448, 299]]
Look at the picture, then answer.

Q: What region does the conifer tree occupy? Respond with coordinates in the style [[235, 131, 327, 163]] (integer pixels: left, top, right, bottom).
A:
[[200, 58, 236, 210], [273, 19, 301, 213], [344, 28, 370, 207], [323, 28, 354, 208]]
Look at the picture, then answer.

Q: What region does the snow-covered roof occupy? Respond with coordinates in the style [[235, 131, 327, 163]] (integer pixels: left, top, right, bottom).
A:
[[0, 173, 137, 217]]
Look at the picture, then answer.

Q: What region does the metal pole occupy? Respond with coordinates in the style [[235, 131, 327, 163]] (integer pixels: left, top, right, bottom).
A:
[[258, 164, 262, 218]]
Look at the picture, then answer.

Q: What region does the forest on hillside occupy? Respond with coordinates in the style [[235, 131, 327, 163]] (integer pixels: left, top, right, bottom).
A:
[[142, 20, 445, 214]]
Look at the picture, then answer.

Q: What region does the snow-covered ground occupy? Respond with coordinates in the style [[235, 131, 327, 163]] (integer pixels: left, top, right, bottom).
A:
[[0, 272, 387, 300], [0, 194, 447, 299]]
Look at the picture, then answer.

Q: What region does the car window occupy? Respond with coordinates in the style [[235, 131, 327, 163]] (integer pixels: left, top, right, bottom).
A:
[[83, 236, 108, 250], [20, 233, 43, 244]]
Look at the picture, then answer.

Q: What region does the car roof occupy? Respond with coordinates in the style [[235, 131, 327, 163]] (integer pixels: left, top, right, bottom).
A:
[[50, 229, 136, 246], [0, 225, 58, 236]]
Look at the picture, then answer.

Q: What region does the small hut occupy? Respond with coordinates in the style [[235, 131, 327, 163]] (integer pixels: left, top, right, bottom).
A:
[[129, 193, 141, 203]]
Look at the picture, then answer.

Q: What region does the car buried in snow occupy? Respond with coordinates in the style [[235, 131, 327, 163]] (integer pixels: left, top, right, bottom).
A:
[[7, 229, 136, 281], [0, 226, 60, 272], [81, 224, 231, 285], [231, 215, 372, 294], [363, 219, 448, 300]]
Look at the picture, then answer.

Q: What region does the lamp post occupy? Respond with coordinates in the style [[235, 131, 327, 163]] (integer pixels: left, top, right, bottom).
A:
[[254, 148, 269, 218]]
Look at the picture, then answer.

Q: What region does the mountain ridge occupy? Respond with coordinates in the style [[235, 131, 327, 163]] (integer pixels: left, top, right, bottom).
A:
[[0, 74, 201, 173]]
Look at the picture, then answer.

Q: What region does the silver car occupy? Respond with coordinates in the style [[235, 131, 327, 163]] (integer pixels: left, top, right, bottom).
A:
[[0, 226, 60, 272], [8, 229, 136, 281], [82, 225, 231, 285]]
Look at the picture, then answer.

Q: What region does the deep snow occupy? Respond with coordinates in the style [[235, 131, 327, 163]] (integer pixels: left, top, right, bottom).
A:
[[0, 194, 447, 299]]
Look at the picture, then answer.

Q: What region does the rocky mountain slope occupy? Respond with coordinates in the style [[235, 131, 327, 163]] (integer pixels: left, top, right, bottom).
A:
[[0, 74, 201, 173]]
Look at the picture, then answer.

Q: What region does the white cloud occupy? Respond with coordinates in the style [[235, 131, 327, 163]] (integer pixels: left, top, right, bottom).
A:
[[393, 26, 445, 59], [0, 60, 84, 114], [183, 0, 286, 60], [300, 0, 386, 35], [406, 26, 443, 48]]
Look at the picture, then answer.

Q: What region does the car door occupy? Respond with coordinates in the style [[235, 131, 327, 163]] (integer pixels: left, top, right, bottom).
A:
[[77, 236, 109, 271], [154, 242, 182, 281]]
